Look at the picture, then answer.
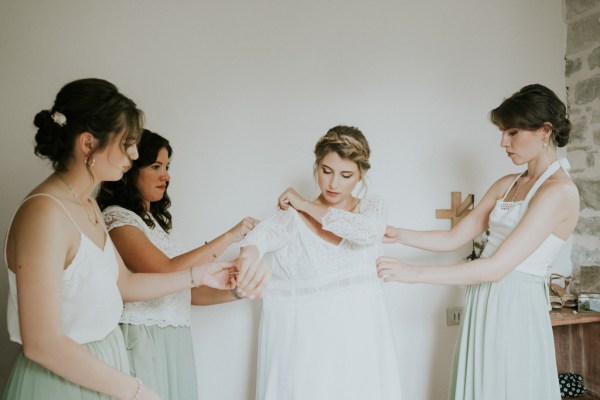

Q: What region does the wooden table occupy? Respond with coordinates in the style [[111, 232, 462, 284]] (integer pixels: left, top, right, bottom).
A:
[[551, 310, 600, 399]]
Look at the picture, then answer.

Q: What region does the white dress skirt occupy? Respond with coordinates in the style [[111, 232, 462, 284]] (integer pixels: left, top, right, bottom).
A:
[[242, 194, 403, 400]]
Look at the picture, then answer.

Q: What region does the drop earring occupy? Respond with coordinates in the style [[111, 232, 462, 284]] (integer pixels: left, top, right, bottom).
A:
[[84, 157, 96, 167]]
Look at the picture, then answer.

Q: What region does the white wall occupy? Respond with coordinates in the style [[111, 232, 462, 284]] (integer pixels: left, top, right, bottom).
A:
[[0, 1, 566, 399]]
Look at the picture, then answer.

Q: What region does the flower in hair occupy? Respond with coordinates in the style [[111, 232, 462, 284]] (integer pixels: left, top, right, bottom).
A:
[[51, 111, 67, 127]]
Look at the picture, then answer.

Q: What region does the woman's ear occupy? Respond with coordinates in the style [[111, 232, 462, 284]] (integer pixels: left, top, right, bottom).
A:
[[77, 132, 98, 156], [541, 122, 553, 141]]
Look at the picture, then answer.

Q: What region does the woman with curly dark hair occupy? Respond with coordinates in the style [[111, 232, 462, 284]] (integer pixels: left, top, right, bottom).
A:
[[97, 129, 268, 399]]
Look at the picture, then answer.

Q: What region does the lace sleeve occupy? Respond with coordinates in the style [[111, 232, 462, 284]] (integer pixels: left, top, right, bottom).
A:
[[321, 193, 386, 245], [102, 206, 146, 232], [240, 208, 297, 259]]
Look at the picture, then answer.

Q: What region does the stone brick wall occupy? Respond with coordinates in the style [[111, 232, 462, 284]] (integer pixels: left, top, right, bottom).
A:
[[564, 0, 600, 278]]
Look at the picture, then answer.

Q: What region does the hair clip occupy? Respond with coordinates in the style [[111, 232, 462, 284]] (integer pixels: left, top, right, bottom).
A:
[[51, 111, 67, 127]]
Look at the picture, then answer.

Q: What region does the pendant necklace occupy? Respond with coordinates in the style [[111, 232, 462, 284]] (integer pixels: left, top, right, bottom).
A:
[[510, 172, 533, 202], [57, 174, 100, 225]]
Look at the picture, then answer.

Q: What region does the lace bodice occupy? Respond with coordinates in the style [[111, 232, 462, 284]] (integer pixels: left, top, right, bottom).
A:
[[103, 206, 191, 327], [242, 194, 387, 300]]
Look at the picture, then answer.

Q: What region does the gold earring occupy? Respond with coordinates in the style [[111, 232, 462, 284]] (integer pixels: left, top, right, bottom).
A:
[[543, 141, 548, 149]]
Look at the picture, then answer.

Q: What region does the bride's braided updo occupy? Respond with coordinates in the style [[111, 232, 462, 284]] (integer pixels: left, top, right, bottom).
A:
[[314, 125, 371, 176]]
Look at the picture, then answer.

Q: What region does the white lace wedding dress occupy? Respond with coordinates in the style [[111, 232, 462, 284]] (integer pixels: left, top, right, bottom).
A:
[[243, 194, 403, 400]]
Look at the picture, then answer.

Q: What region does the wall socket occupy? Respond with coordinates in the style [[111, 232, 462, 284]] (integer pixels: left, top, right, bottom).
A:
[[446, 307, 463, 326]]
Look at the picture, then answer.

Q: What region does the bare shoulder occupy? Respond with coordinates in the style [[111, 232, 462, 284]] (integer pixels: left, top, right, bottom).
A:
[[530, 170, 579, 216], [538, 172, 579, 202], [8, 194, 78, 258], [13, 193, 69, 225], [486, 173, 520, 199]]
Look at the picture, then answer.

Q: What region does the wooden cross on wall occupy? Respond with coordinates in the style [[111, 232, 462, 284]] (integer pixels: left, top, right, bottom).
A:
[[436, 192, 474, 228]]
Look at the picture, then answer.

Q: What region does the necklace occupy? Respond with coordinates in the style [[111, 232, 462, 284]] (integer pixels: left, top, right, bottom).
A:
[[510, 172, 534, 202], [57, 174, 100, 225]]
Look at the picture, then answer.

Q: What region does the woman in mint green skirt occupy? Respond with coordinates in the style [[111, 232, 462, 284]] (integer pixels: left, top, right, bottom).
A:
[[3, 79, 240, 400], [377, 84, 579, 400], [96, 129, 268, 399]]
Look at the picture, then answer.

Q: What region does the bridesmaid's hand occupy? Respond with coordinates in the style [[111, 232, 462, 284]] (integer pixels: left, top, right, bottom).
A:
[[194, 262, 237, 290], [376, 256, 418, 283], [232, 254, 271, 299], [236, 260, 271, 299], [382, 226, 401, 244], [278, 187, 307, 211], [227, 216, 260, 242]]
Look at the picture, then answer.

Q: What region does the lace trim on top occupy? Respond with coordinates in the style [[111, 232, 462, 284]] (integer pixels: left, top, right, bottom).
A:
[[321, 194, 386, 245], [103, 206, 191, 328], [498, 201, 523, 211], [244, 193, 387, 300]]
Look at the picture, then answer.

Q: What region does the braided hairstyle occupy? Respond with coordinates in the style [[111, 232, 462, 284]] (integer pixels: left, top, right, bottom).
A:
[[34, 78, 143, 172], [490, 84, 571, 148], [97, 129, 173, 232], [314, 125, 371, 177]]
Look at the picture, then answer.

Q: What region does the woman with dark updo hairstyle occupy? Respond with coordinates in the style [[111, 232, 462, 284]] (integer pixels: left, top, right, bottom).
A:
[[96, 129, 265, 399], [378, 84, 579, 400], [235, 125, 403, 399], [3, 79, 236, 400]]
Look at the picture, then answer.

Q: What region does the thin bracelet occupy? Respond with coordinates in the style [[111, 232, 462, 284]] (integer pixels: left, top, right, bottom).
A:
[[189, 267, 197, 287], [131, 377, 142, 400], [231, 287, 244, 300], [205, 241, 217, 259]]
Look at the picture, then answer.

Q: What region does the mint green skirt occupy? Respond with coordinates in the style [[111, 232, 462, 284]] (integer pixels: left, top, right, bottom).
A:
[[120, 324, 198, 400], [2, 327, 129, 400], [449, 270, 560, 400]]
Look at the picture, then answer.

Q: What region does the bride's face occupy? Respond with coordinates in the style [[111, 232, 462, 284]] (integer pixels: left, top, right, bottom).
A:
[[316, 151, 360, 207]]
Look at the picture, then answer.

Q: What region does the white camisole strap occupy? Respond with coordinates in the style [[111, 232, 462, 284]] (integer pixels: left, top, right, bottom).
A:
[[3, 193, 83, 267]]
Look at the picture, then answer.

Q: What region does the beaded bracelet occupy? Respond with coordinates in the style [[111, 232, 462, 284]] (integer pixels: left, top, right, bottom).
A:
[[205, 241, 217, 259], [131, 377, 142, 400]]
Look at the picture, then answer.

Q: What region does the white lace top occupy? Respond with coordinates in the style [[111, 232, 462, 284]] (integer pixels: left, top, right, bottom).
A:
[[241, 194, 387, 301], [103, 206, 191, 327]]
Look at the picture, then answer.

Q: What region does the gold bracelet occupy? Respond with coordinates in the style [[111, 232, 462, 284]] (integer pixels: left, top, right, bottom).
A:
[[205, 241, 217, 259]]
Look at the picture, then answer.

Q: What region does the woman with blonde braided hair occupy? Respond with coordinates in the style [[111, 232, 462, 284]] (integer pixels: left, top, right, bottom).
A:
[[235, 125, 403, 399]]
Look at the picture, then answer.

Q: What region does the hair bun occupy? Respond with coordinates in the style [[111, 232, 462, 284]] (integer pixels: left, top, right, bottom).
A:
[[554, 117, 571, 148], [33, 110, 54, 130], [33, 110, 69, 160]]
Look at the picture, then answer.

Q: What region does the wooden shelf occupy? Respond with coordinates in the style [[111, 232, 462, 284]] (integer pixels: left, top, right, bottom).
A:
[[551, 310, 600, 326], [551, 310, 600, 399]]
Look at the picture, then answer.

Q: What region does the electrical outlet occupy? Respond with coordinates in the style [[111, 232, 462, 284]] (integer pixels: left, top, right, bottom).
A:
[[446, 307, 463, 326]]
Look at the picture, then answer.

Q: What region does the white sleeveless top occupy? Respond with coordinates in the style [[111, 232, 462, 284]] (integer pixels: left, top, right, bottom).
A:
[[102, 206, 191, 327], [480, 160, 568, 277], [5, 194, 123, 345]]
